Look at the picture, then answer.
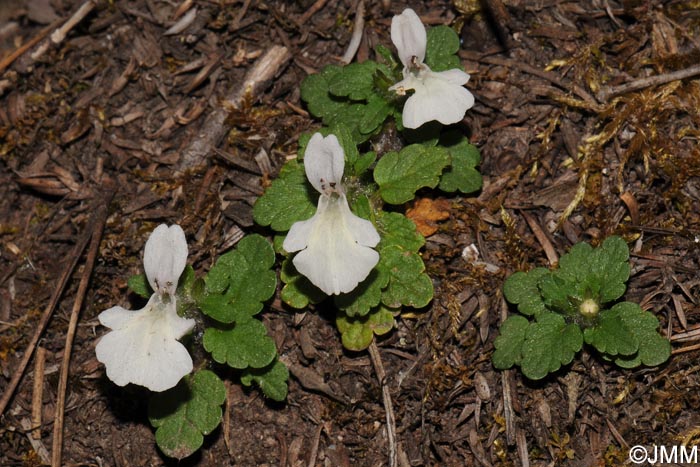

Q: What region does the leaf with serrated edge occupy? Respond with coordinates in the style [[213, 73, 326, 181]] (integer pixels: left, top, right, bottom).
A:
[[335, 267, 389, 317], [425, 25, 462, 72], [337, 306, 395, 351], [583, 302, 640, 357], [492, 315, 529, 369], [374, 144, 450, 205], [438, 132, 482, 194], [203, 319, 277, 369], [587, 302, 670, 368], [241, 359, 289, 402], [503, 268, 550, 317], [359, 95, 392, 135], [200, 235, 276, 323], [377, 211, 425, 252], [300, 65, 344, 118], [280, 257, 325, 309], [328, 62, 379, 101], [380, 246, 433, 308], [253, 161, 317, 232], [521, 312, 582, 380], [149, 370, 225, 460]]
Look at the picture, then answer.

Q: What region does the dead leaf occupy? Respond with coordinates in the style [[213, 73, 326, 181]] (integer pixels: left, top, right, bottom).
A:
[[406, 198, 451, 237]]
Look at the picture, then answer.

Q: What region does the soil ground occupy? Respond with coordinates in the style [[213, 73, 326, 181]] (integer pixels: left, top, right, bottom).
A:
[[2, 0, 700, 466]]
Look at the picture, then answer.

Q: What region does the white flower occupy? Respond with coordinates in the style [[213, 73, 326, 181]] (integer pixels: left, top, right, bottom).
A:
[[283, 133, 380, 295], [95, 224, 195, 392], [389, 8, 475, 129]]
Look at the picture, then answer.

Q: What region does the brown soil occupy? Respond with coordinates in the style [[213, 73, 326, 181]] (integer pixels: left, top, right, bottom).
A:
[[2, 1, 700, 466]]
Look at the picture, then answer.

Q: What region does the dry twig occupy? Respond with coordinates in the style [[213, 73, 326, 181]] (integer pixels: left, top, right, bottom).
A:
[[368, 340, 397, 467], [341, 0, 365, 64], [599, 63, 700, 100], [0, 205, 97, 417], [178, 45, 291, 170], [51, 195, 111, 467]]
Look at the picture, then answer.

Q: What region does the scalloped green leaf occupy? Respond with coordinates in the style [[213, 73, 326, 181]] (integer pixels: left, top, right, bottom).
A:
[[203, 319, 277, 369], [336, 306, 395, 351], [492, 315, 529, 370], [425, 25, 462, 72], [353, 151, 377, 176], [503, 268, 550, 317], [556, 236, 630, 305], [149, 370, 225, 460], [201, 235, 276, 323], [374, 144, 450, 204], [280, 257, 325, 309], [334, 267, 390, 317], [328, 61, 380, 101], [253, 161, 317, 232], [438, 132, 482, 194], [377, 211, 425, 253], [300, 65, 344, 119], [359, 94, 392, 135], [380, 245, 433, 308], [521, 312, 583, 380], [240, 359, 289, 402], [583, 302, 640, 357], [586, 302, 670, 368]]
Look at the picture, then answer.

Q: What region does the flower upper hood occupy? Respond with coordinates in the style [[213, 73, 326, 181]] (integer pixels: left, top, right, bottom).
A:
[[389, 8, 475, 129], [95, 224, 195, 392], [283, 133, 380, 295]]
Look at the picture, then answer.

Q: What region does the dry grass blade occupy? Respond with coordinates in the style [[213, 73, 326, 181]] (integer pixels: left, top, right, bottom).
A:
[[0, 203, 98, 417], [51, 195, 112, 467], [368, 340, 397, 467]]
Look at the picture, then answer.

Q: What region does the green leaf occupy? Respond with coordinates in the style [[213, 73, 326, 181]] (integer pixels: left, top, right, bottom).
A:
[[538, 274, 579, 315], [149, 370, 225, 460], [336, 306, 395, 351], [380, 246, 433, 308], [128, 274, 151, 298], [280, 257, 326, 309], [556, 236, 630, 306], [253, 161, 317, 232], [374, 44, 400, 72], [377, 211, 425, 252], [503, 268, 550, 317], [520, 312, 583, 380], [334, 267, 390, 317], [353, 151, 377, 176], [583, 302, 640, 357], [300, 65, 344, 119], [329, 61, 380, 101], [240, 359, 289, 402], [359, 94, 392, 135], [425, 25, 462, 72], [586, 302, 670, 368], [201, 235, 276, 323], [374, 144, 450, 204], [492, 315, 529, 369], [438, 132, 483, 194], [203, 319, 277, 369]]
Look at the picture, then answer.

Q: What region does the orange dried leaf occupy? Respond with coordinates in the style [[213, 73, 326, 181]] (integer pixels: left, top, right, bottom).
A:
[[406, 198, 451, 237]]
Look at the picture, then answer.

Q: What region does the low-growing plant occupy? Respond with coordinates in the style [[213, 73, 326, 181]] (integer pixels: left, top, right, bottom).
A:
[[97, 226, 287, 458], [96, 7, 483, 460], [492, 236, 671, 380], [253, 8, 482, 352]]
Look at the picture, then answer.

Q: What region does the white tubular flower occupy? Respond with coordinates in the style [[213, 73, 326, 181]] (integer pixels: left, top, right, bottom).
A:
[[283, 133, 380, 295], [389, 8, 475, 129], [95, 224, 195, 392]]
